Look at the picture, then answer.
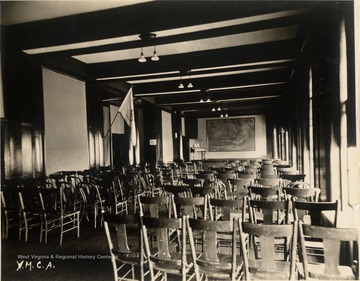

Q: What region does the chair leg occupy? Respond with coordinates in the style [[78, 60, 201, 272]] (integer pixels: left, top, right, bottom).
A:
[[77, 213, 80, 237], [18, 221, 22, 240], [24, 219, 28, 242], [39, 218, 43, 243], [45, 221, 49, 244], [60, 218, 64, 245], [140, 264, 145, 281], [94, 207, 97, 228], [131, 265, 135, 280], [4, 214, 9, 239]]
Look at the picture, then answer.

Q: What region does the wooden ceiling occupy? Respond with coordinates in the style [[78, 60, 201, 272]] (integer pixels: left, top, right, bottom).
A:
[[1, 1, 344, 118]]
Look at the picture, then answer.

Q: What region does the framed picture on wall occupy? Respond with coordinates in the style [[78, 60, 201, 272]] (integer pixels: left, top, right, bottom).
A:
[[206, 117, 256, 152]]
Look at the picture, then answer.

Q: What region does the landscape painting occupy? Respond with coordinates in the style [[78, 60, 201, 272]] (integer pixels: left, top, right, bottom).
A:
[[206, 118, 256, 152]]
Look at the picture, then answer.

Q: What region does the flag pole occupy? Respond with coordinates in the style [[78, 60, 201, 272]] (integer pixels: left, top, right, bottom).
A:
[[103, 111, 120, 140]]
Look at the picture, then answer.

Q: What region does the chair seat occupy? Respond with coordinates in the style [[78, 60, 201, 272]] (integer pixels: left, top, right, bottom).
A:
[[248, 259, 293, 280], [151, 252, 193, 274], [197, 254, 242, 279], [114, 250, 140, 265], [307, 263, 355, 280]]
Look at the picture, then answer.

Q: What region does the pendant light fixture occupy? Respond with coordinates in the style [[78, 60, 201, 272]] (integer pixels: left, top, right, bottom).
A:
[[187, 70, 193, 88], [138, 33, 159, 63], [151, 45, 159, 61], [138, 46, 146, 63], [178, 73, 184, 89]]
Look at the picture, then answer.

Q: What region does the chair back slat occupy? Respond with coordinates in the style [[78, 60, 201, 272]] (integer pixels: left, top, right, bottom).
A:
[[293, 200, 338, 226], [299, 221, 360, 280], [239, 220, 298, 280]]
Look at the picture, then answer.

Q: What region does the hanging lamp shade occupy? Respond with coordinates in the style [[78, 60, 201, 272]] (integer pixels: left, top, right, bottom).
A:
[[151, 46, 159, 61], [138, 47, 146, 63]]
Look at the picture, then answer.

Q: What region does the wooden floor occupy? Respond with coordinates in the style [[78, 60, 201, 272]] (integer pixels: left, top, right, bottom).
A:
[[1, 220, 114, 281]]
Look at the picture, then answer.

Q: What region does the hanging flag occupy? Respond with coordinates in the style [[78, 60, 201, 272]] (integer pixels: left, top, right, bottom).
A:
[[118, 87, 137, 147]]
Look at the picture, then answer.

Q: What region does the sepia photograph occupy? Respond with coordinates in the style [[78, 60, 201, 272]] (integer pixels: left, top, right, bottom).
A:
[[1, 1, 359, 280]]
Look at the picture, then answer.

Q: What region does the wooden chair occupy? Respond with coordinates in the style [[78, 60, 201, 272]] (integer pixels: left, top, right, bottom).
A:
[[216, 173, 236, 192], [283, 186, 320, 224], [276, 167, 295, 174], [195, 173, 217, 189], [293, 200, 339, 263], [249, 186, 283, 201], [239, 219, 299, 280], [243, 168, 259, 176], [95, 175, 128, 215], [208, 197, 246, 221], [173, 196, 208, 219], [283, 186, 320, 202], [141, 215, 195, 281], [248, 199, 289, 225], [255, 178, 285, 187], [228, 178, 253, 192], [292, 199, 339, 226], [299, 221, 360, 280], [181, 178, 204, 187], [39, 182, 81, 245], [159, 167, 175, 185], [1, 188, 19, 239], [259, 164, 276, 174], [137, 172, 160, 197], [281, 173, 306, 182], [18, 186, 42, 242], [162, 184, 191, 198], [189, 185, 218, 198], [80, 182, 106, 228], [260, 173, 281, 179], [138, 195, 173, 218], [185, 162, 198, 178], [187, 217, 243, 281], [104, 213, 149, 281], [236, 171, 257, 179]]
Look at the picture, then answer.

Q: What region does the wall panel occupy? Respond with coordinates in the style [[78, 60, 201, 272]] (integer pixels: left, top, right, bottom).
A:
[[43, 68, 89, 175]]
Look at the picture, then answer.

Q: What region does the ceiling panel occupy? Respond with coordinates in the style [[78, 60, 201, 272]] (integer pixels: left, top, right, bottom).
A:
[[1, 0, 335, 117]]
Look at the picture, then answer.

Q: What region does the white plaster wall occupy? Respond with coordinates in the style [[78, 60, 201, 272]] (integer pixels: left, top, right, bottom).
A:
[[43, 68, 89, 175]]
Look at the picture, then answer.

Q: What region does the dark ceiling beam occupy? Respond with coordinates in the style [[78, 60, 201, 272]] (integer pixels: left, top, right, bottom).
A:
[[89, 41, 298, 80], [3, 1, 308, 50], [132, 69, 290, 95], [23, 14, 304, 59]]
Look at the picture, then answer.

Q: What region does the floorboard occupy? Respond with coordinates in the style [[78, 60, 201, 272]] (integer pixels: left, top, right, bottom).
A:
[[1, 220, 114, 281]]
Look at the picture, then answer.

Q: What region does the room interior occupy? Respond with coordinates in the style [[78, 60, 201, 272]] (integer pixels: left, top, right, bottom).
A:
[[1, 1, 359, 280]]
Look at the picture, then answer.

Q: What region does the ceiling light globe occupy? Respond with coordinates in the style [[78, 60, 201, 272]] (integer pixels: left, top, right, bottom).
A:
[[151, 52, 159, 61], [138, 55, 146, 63]]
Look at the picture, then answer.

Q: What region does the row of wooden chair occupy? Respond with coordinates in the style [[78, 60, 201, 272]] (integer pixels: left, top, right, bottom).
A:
[[1, 183, 81, 245], [136, 191, 337, 226], [104, 212, 359, 281]]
